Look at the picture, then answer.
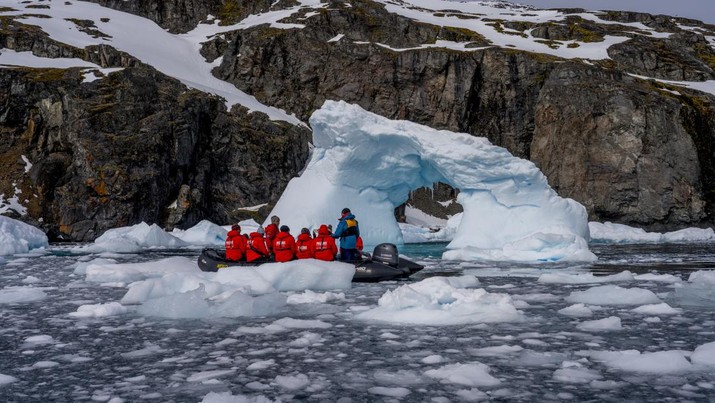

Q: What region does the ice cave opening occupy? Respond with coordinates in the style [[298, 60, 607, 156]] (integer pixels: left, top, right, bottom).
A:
[[269, 101, 596, 262]]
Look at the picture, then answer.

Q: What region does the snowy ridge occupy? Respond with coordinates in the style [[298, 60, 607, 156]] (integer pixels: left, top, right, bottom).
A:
[[373, 0, 657, 60], [0, 0, 319, 125], [271, 100, 595, 262]]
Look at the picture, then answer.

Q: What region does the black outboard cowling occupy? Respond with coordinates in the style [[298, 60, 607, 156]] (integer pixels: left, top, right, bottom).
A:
[[372, 243, 399, 266]]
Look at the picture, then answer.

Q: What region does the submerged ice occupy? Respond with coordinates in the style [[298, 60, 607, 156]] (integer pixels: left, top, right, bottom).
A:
[[271, 101, 594, 262]]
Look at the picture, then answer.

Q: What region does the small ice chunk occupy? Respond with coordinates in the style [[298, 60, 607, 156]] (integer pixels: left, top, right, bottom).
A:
[[186, 369, 236, 382], [274, 373, 309, 391], [468, 345, 524, 357], [0, 373, 18, 385], [588, 350, 693, 373], [368, 386, 411, 397], [424, 363, 500, 387], [558, 303, 593, 317], [576, 316, 622, 332], [565, 285, 661, 305], [538, 271, 633, 284], [422, 355, 445, 364], [691, 341, 715, 367], [69, 302, 128, 318], [553, 361, 602, 384], [0, 287, 47, 304], [631, 303, 681, 315], [357, 276, 522, 326]]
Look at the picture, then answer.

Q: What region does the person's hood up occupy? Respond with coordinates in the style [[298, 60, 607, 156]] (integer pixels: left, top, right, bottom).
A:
[[318, 224, 331, 235], [249, 232, 263, 238]]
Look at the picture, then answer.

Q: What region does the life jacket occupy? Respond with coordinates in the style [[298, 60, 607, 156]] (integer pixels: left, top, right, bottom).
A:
[[295, 233, 314, 259], [312, 225, 338, 261], [264, 223, 279, 251], [273, 231, 296, 262], [225, 230, 247, 261], [342, 218, 359, 238], [245, 232, 269, 262]]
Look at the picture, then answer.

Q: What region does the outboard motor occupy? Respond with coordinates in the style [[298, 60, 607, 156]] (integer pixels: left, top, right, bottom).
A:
[[372, 243, 399, 267]]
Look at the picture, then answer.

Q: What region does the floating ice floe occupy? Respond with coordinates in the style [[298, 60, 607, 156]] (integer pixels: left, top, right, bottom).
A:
[[565, 285, 661, 306], [356, 276, 524, 326], [75, 222, 189, 254], [0, 216, 48, 256], [270, 101, 595, 263], [538, 271, 634, 284], [672, 270, 715, 308], [0, 373, 18, 386], [558, 303, 594, 317], [424, 362, 501, 387], [576, 316, 622, 332], [171, 220, 228, 246], [585, 350, 693, 374], [0, 286, 47, 304], [69, 302, 129, 318], [76, 219, 262, 253], [589, 222, 715, 244], [84, 257, 353, 319]]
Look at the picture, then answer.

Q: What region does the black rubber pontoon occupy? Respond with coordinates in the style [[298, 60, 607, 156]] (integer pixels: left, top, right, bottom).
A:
[[197, 243, 423, 283]]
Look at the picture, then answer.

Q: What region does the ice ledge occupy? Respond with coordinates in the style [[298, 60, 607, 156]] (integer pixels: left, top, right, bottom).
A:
[[270, 100, 596, 263]]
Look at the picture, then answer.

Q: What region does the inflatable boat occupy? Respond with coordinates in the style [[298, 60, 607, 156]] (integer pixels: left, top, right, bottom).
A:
[[197, 243, 424, 283]]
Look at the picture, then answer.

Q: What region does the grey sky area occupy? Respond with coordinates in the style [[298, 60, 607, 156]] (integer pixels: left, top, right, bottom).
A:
[[505, 0, 715, 24]]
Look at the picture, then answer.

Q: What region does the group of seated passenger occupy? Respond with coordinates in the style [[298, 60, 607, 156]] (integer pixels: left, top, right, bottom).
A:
[[225, 211, 363, 263], [225, 222, 353, 263]]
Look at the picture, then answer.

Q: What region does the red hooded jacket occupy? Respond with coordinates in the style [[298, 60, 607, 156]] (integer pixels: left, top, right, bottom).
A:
[[312, 225, 338, 261], [264, 223, 279, 252], [356, 236, 364, 252], [273, 231, 296, 262], [246, 232, 270, 262], [295, 233, 314, 259], [225, 230, 247, 261]]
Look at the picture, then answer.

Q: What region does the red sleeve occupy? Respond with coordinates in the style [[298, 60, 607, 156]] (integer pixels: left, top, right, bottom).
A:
[[290, 237, 297, 254]]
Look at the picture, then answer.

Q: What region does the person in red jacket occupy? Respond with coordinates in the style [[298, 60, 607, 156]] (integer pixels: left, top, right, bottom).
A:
[[295, 228, 314, 259], [225, 224, 247, 261], [246, 226, 270, 263], [264, 215, 280, 254], [312, 224, 338, 261], [273, 225, 296, 262]]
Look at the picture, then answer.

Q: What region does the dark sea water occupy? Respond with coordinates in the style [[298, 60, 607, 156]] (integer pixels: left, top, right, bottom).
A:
[[1, 242, 714, 402]]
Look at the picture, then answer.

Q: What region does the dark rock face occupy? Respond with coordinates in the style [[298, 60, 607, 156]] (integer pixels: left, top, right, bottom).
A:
[[531, 64, 712, 229], [0, 67, 309, 241]]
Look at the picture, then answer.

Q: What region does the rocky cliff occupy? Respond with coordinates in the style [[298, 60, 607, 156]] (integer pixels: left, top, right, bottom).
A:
[[1, 0, 714, 239]]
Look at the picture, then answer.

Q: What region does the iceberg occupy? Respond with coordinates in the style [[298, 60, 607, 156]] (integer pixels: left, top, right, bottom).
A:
[[270, 101, 594, 262], [0, 216, 48, 256]]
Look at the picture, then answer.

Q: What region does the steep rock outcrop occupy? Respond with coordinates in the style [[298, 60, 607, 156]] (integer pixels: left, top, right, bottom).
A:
[[531, 64, 712, 229], [0, 66, 309, 241]]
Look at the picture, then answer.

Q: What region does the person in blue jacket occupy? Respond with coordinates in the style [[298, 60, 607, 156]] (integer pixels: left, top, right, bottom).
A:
[[332, 208, 360, 261]]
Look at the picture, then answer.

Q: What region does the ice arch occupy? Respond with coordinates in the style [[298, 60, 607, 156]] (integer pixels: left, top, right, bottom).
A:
[[270, 101, 596, 262]]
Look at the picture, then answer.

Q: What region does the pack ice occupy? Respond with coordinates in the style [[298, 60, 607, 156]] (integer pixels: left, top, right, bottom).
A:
[[271, 101, 595, 262]]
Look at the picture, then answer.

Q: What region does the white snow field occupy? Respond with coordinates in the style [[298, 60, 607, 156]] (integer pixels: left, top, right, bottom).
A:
[[270, 100, 595, 263]]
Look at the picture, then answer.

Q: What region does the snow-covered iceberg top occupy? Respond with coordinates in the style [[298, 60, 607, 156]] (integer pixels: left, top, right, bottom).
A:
[[0, 216, 48, 256], [589, 222, 715, 244], [270, 101, 595, 262]]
